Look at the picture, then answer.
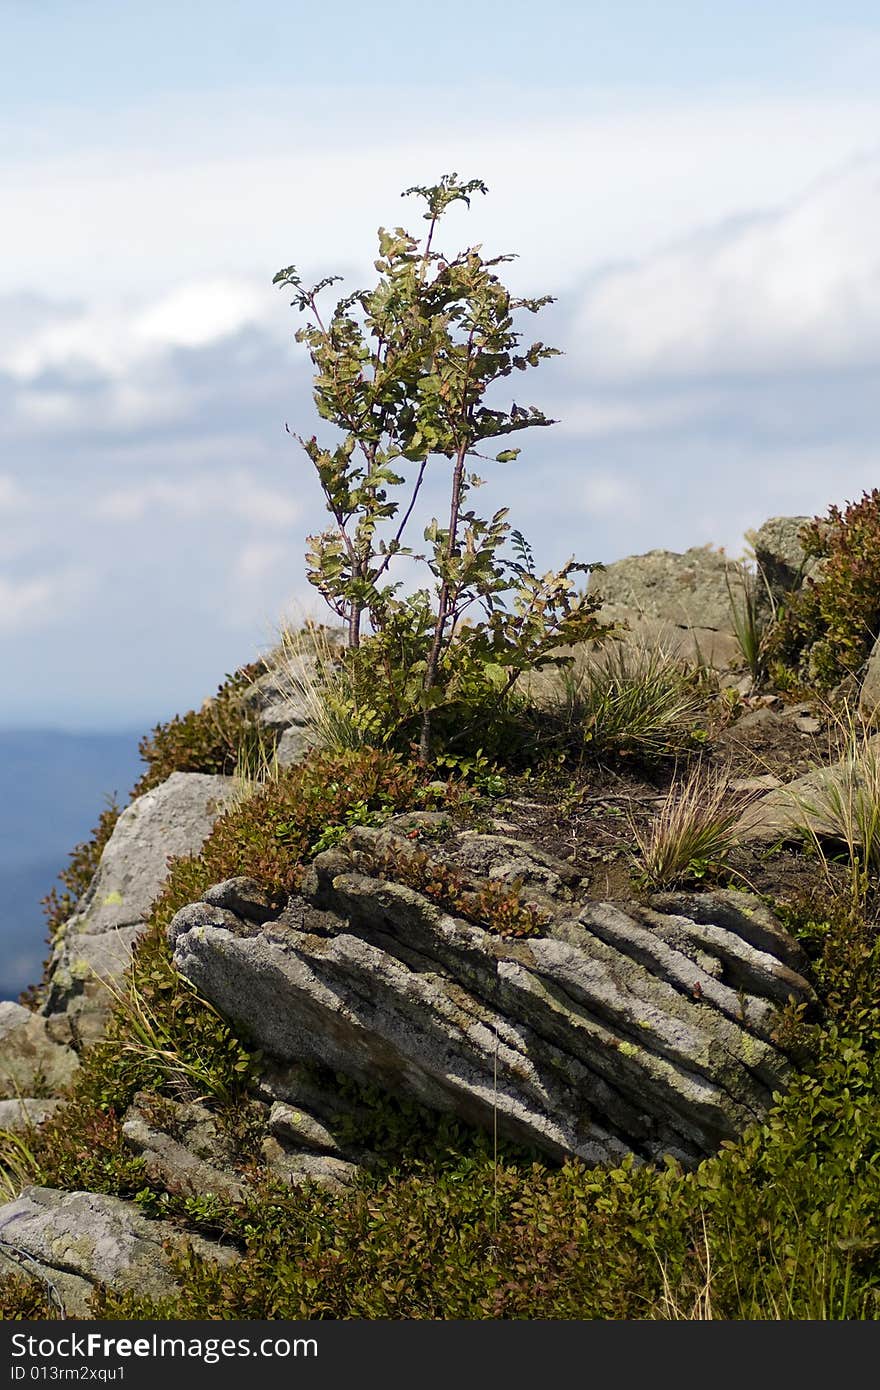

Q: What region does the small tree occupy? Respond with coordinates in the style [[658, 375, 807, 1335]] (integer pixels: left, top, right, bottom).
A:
[[275, 174, 608, 761]]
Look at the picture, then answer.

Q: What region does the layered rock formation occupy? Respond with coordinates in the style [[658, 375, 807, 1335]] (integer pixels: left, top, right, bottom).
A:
[[169, 818, 813, 1168]]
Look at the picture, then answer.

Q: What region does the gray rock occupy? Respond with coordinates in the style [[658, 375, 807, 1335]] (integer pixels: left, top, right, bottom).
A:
[[860, 636, 880, 725], [752, 515, 814, 596], [276, 724, 319, 767], [171, 827, 812, 1167], [44, 772, 236, 1034], [737, 737, 880, 845], [260, 1137, 358, 1191], [0, 1186, 237, 1318], [203, 877, 280, 924], [0, 1098, 63, 1133], [0, 1003, 79, 1098], [241, 655, 317, 731], [589, 546, 745, 633], [121, 1096, 246, 1204], [61, 772, 236, 937], [166, 900, 247, 948], [268, 1100, 342, 1154]]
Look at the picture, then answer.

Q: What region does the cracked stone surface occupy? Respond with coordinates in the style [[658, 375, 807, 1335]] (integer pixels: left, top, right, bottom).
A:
[[0, 1186, 237, 1318]]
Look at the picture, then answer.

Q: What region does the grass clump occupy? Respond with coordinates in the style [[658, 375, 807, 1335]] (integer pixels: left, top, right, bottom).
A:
[[540, 643, 707, 765], [768, 489, 880, 689], [631, 763, 758, 889], [725, 566, 774, 688]]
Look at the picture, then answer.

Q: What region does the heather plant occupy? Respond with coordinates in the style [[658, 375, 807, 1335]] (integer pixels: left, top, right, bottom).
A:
[[768, 489, 880, 689], [275, 174, 608, 760]]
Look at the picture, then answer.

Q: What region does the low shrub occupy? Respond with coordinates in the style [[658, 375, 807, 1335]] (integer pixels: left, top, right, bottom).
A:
[[361, 841, 548, 939], [768, 489, 880, 689], [0, 1272, 57, 1320]]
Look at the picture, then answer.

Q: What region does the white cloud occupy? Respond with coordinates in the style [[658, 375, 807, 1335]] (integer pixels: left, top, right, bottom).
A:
[[232, 540, 289, 585], [95, 472, 300, 528], [1, 277, 277, 383], [554, 393, 722, 438], [133, 279, 271, 350], [2, 93, 880, 305], [580, 472, 639, 518], [0, 567, 94, 633], [572, 155, 880, 379]]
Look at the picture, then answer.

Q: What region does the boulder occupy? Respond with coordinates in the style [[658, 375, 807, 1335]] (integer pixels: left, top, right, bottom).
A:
[[587, 547, 745, 670], [170, 824, 813, 1168], [0, 1003, 78, 1098], [241, 653, 317, 731], [121, 1094, 246, 1204], [737, 736, 880, 844], [276, 723, 319, 767], [0, 1185, 237, 1318], [260, 1137, 359, 1191], [752, 516, 815, 597], [268, 1100, 343, 1154], [44, 772, 236, 1040], [0, 1098, 63, 1134]]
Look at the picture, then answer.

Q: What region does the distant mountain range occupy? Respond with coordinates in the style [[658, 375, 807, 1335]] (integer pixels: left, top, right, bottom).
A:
[[0, 730, 145, 999]]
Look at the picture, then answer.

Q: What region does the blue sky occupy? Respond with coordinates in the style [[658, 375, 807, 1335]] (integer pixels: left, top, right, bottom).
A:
[[2, 1, 880, 728]]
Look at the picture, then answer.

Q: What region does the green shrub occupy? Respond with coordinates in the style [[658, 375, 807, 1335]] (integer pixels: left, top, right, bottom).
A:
[[302, 630, 537, 765], [768, 490, 880, 688], [277, 174, 608, 762], [0, 1272, 57, 1320]]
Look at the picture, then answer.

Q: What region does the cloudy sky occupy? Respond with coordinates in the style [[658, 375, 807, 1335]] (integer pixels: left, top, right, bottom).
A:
[[3, 0, 880, 729]]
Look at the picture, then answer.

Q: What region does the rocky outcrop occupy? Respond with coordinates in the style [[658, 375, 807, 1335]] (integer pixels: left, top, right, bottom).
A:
[[242, 652, 316, 732], [169, 820, 813, 1169], [737, 735, 880, 844], [0, 1186, 237, 1317], [588, 546, 745, 669], [43, 771, 236, 1042], [121, 1094, 247, 1204], [0, 1003, 79, 1097], [752, 516, 815, 598]]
